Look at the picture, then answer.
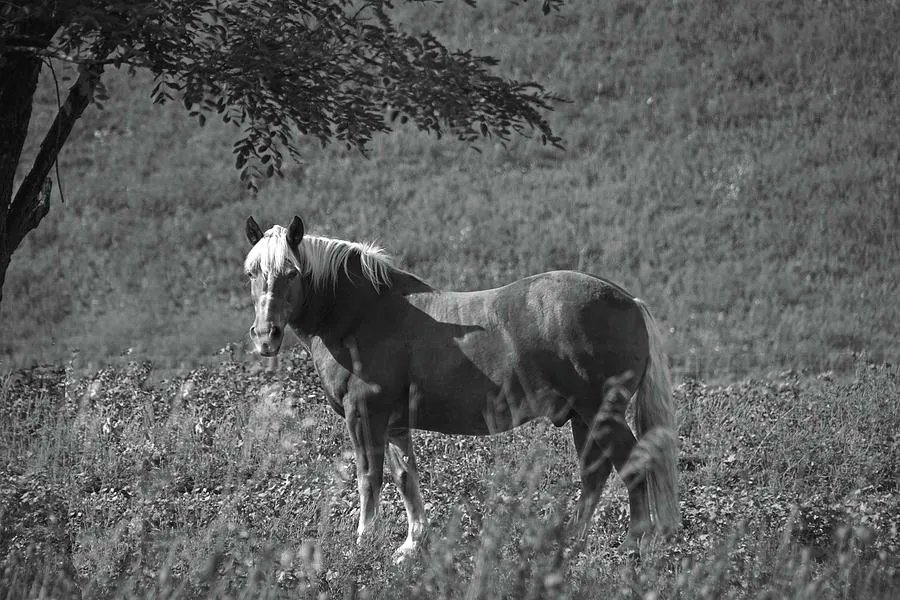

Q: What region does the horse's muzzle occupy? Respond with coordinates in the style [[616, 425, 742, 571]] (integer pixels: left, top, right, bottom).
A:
[[250, 323, 283, 356]]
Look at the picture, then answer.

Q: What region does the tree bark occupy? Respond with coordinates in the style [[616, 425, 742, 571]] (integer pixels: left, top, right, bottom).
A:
[[0, 45, 100, 310], [7, 64, 102, 252], [0, 51, 44, 310], [0, 15, 61, 310]]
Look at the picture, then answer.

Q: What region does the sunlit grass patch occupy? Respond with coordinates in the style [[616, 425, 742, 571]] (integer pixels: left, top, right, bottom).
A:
[[1, 0, 897, 374]]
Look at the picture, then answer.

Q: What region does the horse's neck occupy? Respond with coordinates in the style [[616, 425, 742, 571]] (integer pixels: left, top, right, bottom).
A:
[[292, 255, 377, 339], [290, 249, 435, 343], [300, 266, 433, 343]]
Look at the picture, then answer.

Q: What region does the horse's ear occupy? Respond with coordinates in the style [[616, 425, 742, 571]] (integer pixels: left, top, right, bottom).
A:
[[246, 217, 264, 246], [287, 215, 305, 248]]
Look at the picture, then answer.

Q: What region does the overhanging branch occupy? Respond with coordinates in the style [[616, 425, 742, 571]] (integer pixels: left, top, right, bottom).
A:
[[6, 62, 102, 253]]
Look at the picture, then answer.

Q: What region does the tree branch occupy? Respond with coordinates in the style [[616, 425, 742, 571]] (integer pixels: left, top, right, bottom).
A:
[[6, 62, 102, 253], [0, 43, 140, 67]]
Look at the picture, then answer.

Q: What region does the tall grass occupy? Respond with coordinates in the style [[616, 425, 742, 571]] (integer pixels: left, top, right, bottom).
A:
[[1, 353, 897, 598], [1, 0, 897, 375]]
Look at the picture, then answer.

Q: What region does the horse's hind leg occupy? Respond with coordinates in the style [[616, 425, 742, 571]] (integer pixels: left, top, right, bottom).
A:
[[571, 417, 614, 537], [571, 416, 651, 541], [609, 423, 651, 540], [387, 428, 427, 562]]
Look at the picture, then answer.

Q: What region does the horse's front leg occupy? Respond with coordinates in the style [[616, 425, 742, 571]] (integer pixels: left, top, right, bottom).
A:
[[387, 428, 427, 562], [344, 395, 389, 545]]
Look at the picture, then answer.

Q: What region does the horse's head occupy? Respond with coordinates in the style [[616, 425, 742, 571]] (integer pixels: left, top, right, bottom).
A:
[[244, 215, 306, 356]]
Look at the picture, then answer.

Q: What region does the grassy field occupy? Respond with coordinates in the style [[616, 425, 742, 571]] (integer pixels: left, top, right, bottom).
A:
[[1, 0, 897, 376], [2, 1, 899, 598], [1, 352, 897, 598]]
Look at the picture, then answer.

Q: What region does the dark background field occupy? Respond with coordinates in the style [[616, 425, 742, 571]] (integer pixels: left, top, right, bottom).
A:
[[3, 0, 897, 376], [1, 1, 899, 598]]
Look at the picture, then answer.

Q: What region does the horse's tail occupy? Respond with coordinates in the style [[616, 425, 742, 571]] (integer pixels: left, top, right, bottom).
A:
[[633, 298, 680, 530]]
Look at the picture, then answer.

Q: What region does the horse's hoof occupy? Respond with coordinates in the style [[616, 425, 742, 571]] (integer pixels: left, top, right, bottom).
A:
[[616, 536, 642, 561], [392, 545, 417, 565]]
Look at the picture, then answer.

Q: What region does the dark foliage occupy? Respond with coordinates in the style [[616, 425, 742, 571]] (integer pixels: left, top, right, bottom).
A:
[[1, 1, 563, 184]]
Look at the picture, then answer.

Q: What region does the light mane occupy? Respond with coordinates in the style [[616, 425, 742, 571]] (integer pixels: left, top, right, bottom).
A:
[[244, 225, 393, 290]]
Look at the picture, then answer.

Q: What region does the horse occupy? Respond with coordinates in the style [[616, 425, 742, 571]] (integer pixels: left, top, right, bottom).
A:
[[243, 215, 679, 560]]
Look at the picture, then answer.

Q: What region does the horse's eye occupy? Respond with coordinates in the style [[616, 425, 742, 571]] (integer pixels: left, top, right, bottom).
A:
[[285, 270, 299, 280]]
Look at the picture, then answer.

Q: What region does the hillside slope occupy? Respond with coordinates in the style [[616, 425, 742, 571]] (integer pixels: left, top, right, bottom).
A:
[[2, 0, 898, 375]]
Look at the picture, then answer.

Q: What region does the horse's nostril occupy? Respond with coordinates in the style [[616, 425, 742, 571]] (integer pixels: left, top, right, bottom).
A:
[[271, 325, 282, 339]]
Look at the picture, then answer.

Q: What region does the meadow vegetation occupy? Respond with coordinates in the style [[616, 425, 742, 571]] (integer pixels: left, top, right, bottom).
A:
[[1, 0, 897, 376], [2, 0, 899, 597], [1, 351, 897, 598]]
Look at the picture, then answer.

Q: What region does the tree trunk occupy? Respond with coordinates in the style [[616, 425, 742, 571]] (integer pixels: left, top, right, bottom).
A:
[[1, 14, 61, 312], [1, 28, 101, 312], [0, 251, 10, 310], [8, 64, 102, 247], [0, 50, 44, 310]]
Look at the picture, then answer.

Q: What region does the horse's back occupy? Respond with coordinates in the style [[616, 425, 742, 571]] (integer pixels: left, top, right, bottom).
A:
[[398, 271, 649, 432]]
